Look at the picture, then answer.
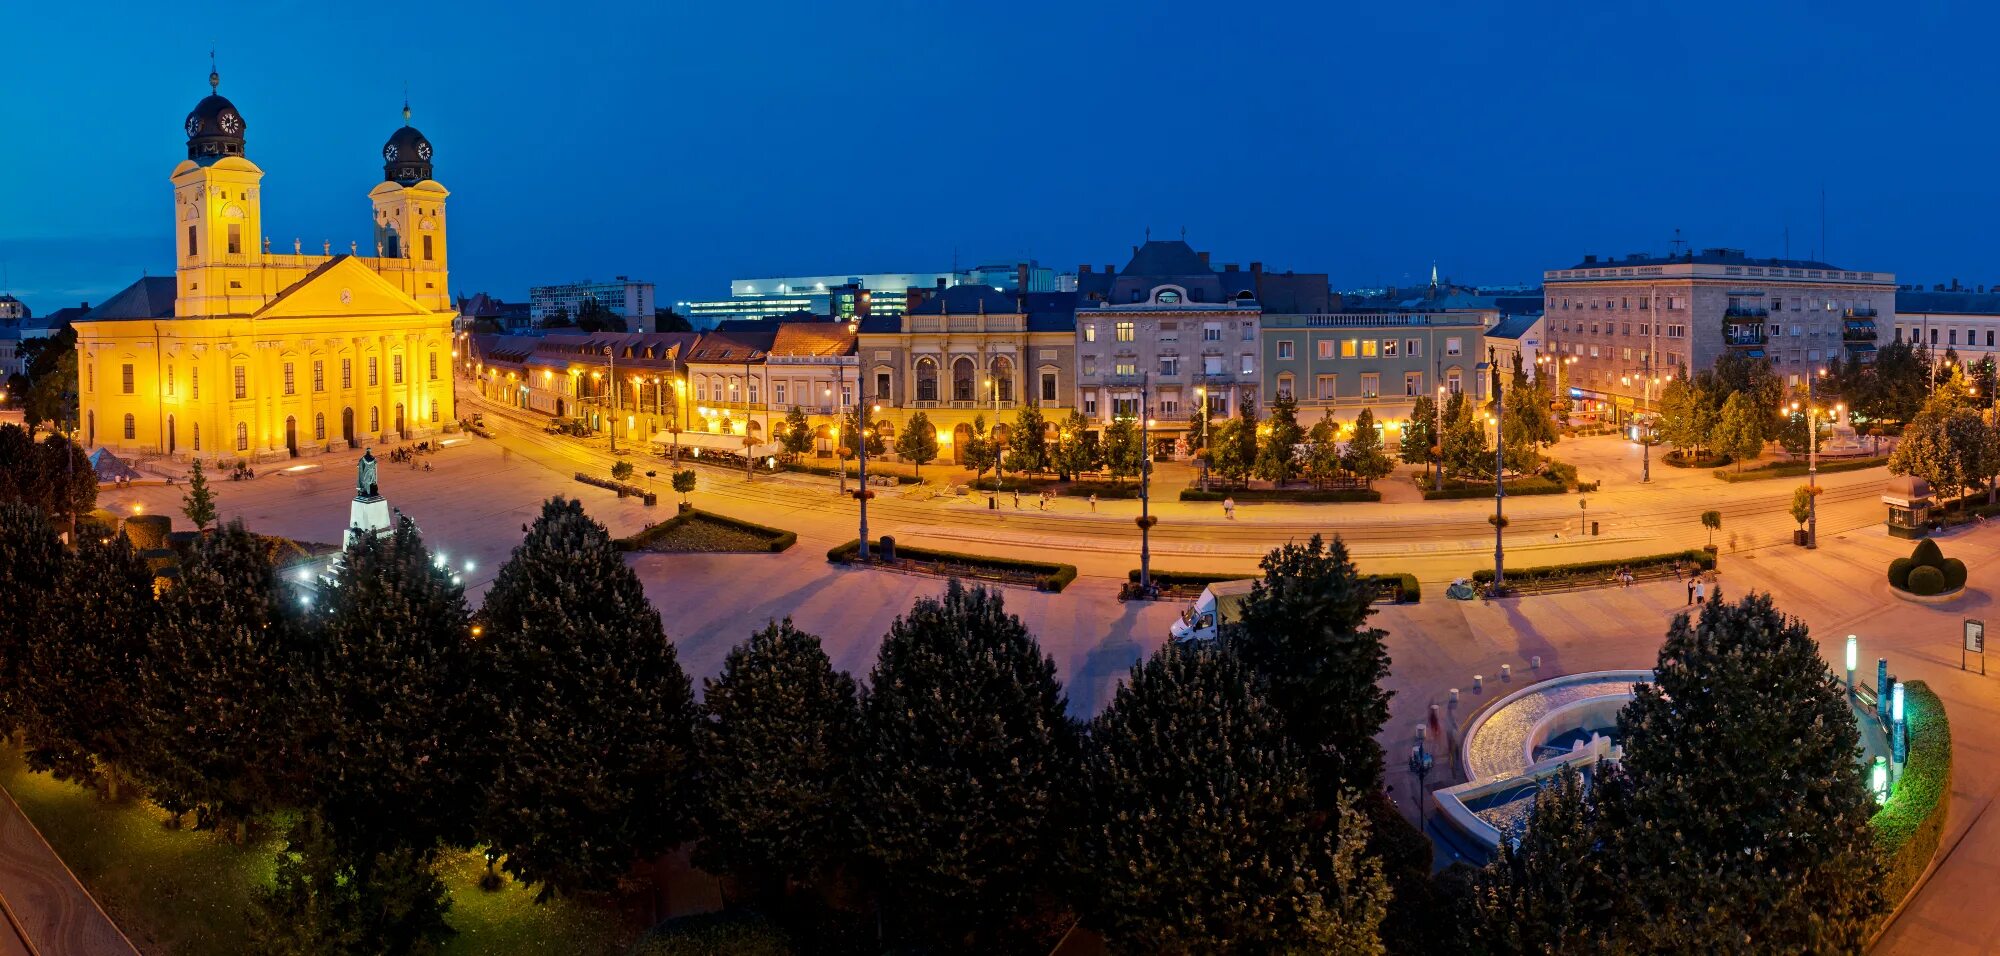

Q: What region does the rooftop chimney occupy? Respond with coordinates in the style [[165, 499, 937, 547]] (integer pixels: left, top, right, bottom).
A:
[[1197, 251, 1210, 266], [1017, 263, 1029, 290], [1224, 263, 1239, 272], [1104, 265, 1115, 275], [1583, 255, 1598, 264], [936, 277, 948, 289], [1250, 261, 1263, 275], [1079, 264, 1092, 275]]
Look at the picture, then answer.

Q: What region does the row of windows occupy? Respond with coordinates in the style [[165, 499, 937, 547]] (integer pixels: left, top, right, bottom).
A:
[[96, 400, 439, 450], [108, 352, 434, 399], [1083, 392, 1228, 419], [1080, 320, 1255, 344], [1273, 337, 1453, 361], [1552, 296, 1681, 311], [1896, 326, 1999, 348], [1553, 321, 1688, 338], [1081, 354, 1256, 377], [1274, 370, 1450, 401]]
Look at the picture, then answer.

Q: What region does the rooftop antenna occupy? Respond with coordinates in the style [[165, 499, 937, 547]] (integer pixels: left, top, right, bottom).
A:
[[1669, 228, 1688, 258], [1144, 226, 1151, 242], [1180, 225, 1187, 240], [403, 81, 411, 125], [1820, 184, 1828, 263]]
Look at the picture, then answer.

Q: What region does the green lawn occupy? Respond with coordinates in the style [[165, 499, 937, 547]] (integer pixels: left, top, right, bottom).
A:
[[0, 750, 635, 955]]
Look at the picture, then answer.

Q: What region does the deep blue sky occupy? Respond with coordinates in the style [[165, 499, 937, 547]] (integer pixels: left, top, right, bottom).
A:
[[4, 1, 1995, 314]]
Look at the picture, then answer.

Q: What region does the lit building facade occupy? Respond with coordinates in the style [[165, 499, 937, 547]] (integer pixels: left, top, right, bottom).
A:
[[1543, 248, 1893, 415], [73, 72, 456, 460], [856, 285, 1076, 463], [1893, 289, 2000, 359], [1073, 241, 1261, 456], [529, 277, 657, 330], [678, 263, 1064, 328], [1260, 311, 1489, 427]]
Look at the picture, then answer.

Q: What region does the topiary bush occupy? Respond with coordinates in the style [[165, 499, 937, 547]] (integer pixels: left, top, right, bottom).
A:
[[1907, 565, 1945, 596], [122, 513, 171, 549], [1888, 557, 1915, 590], [1911, 537, 1944, 569], [1943, 558, 1968, 592]]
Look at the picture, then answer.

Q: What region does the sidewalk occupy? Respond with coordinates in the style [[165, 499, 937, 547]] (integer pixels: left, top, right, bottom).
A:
[[0, 786, 139, 955]]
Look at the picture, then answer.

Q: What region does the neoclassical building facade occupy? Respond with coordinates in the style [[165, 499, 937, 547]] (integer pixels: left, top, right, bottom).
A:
[[855, 285, 1075, 462], [73, 70, 456, 461]]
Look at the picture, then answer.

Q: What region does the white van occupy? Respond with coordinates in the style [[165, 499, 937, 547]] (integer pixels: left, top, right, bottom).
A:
[[1169, 579, 1258, 644]]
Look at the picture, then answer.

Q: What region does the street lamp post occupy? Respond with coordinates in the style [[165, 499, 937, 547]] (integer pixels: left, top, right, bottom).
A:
[[744, 358, 756, 481], [1139, 375, 1154, 594], [1434, 385, 1446, 492], [1492, 346, 1507, 592], [602, 345, 617, 454], [858, 368, 872, 561], [1195, 385, 1210, 492]]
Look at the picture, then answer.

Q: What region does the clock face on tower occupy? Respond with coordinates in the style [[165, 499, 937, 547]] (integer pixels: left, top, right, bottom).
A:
[[219, 111, 242, 135], [416, 142, 431, 161], [185, 115, 203, 137], [384, 144, 399, 161]]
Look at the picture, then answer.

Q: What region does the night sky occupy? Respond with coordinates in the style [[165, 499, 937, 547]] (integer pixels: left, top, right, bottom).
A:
[[4, 0, 1995, 314]]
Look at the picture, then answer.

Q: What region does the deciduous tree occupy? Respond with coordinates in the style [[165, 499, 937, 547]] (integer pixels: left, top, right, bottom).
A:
[[20, 530, 153, 796], [1400, 394, 1439, 474], [474, 498, 698, 899], [1254, 392, 1304, 485], [1101, 415, 1142, 485], [696, 619, 862, 901], [1342, 409, 1395, 486], [1711, 391, 1765, 472], [1224, 535, 1392, 797], [896, 411, 940, 479], [1052, 410, 1095, 481], [1469, 765, 1615, 954], [857, 581, 1079, 950], [1077, 643, 1389, 953], [779, 407, 814, 461], [1610, 592, 1885, 953], [1010, 405, 1049, 475]]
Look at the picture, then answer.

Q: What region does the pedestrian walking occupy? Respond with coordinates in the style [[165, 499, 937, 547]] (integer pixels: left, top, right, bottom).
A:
[[1038, 491, 1048, 511], [1012, 488, 1020, 509], [1223, 496, 1237, 519], [1089, 493, 1098, 512], [1686, 579, 1695, 605], [1694, 578, 1707, 603]]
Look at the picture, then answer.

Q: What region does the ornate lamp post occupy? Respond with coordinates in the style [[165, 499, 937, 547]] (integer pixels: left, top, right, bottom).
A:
[[1491, 346, 1507, 592], [601, 344, 617, 454], [1138, 375, 1156, 594]]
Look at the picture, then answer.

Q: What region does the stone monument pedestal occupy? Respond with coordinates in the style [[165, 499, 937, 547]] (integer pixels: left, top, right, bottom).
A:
[[345, 493, 392, 549]]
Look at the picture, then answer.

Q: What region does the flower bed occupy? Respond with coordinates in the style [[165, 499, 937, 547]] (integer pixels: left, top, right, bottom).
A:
[[1711, 456, 1888, 483], [1471, 549, 1715, 590], [1871, 680, 1951, 931], [1179, 487, 1381, 503], [616, 509, 796, 553], [1126, 568, 1419, 603], [1417, 474, 1568, 501], [573, 472, 658, 505], [827, 539, 1076, 592]]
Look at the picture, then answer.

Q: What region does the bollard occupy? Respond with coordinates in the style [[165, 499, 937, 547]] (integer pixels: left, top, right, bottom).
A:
[[1501, 664, 1512, 681], [1449, 688, 1459, 704], [1415, 724, 1427, 743], [1473, 674, 1483, 691], [1531, 655, 1542, 670]]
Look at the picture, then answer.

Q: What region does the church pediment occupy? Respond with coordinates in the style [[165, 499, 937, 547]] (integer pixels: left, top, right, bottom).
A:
[[253, 254, 431, 320]]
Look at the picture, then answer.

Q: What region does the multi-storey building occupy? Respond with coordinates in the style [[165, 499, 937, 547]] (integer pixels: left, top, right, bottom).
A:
[[529, 276, 657, 330], [1893, 289, 2000, 359], [73, 71, 456, 460], [1482, 313, 1547, 383], [1542, 248, 1893, 415], [856, 284, 1076, 463], [1073, 241, 1261, 457], [678, 262, 1066, 328], [465, 331, 697, 441], [1260, 311, 1488, 428]]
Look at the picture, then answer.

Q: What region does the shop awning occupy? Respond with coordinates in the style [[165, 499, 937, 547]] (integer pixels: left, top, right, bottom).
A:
[[654, 430, 781, 458]]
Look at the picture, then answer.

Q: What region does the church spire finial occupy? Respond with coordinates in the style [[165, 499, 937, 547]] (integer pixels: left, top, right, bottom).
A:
[[209, 47, 219, 92], [402, 82, 410, 125]]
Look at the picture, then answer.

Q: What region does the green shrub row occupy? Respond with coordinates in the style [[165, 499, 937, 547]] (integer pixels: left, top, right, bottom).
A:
[[1871, 680, 1951, 925], [1662, 450, 1732, 469], [573, 471, 658, 505], [1179, 487, 1382, 503], [1125, 568, 1419, 603], [965, 477, 1142, 498], [615, 509, 797, 553], [826, 539, 1077, 592], [1418, 474, 1568, 501], [1712, 456, 1888, 483], [783, 462, 921, 485], [1471, 549, 1716, 585]]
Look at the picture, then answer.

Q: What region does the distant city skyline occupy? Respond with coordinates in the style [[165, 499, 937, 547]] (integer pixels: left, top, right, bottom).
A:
[[8, 1, 2000, 315]]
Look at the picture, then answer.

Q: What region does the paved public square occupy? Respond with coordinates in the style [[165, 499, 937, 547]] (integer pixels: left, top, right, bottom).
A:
[[108, 413, 2000, 954]]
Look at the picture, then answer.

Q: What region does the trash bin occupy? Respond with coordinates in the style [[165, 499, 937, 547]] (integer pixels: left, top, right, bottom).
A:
[[879, 535, 896, 562], [1591, 520, 1600, 537], [1794, 529, 1809, 546]]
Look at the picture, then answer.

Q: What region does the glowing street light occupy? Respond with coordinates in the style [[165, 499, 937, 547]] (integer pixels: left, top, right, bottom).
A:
[[1845, 634, 1858, 696], [1871, 755, 1890, 804]]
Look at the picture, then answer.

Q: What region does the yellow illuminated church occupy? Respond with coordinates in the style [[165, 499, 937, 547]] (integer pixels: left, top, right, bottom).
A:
[[74, 68, 457, 460]]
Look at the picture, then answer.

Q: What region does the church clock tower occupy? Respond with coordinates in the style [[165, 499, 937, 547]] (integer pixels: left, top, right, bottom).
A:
[[369, 103, 450, 312], [171, 67, 265, 317]]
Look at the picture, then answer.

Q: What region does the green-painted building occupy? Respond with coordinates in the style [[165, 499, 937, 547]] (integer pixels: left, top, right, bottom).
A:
[[1259, 311, 1489, 430]]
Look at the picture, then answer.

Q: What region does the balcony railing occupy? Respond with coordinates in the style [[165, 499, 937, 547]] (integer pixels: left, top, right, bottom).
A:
[[1843, 323, 1879, 342], [1725, 328, 1768, 347], [1724, 307, 1770, 319]]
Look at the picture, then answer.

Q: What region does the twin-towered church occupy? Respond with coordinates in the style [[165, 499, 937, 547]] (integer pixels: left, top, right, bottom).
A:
[[73, 67, 458, 460]]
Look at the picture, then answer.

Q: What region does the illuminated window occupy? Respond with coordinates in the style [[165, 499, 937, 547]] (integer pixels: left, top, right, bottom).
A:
[[393, 355, 404, 384], [234, 365, 247, 399], [1340, 340, 1357, 359], [121, 364, 134, 394], [122, 414, 135, 440], [1362, 340, 1378, 358], [1115, 321, 1135, 342], [370, 407, 379, 431], [1383, 339, 1398, 357], [1361, 373, 1380, 399], [1115, 361, 1137, 377], [236, 422, 249, 451], [283, 362, 295, 395], [1083, 325, 1096, 343], [314, 413, 325, 440]]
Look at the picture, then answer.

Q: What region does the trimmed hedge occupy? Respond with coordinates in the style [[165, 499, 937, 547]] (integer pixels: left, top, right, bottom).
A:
[[1472, 548, 1716, 586], [616, 509, 796, 553], [1890, 537, 1965, 596], [1712, 455, 1888, 483], [1871, 680, 1951, 925], [1126, 568, 1420, 603], [827, 539, 1077, 593], [122, 514, 171, 550], [1180, 487, 1381, 503], [785, 461, 921, 485], [1907, 566, 1945, 595], [1418, 474, 1568, 501], [573, 472, 658, 505], [1662, 450, 1732, 469]]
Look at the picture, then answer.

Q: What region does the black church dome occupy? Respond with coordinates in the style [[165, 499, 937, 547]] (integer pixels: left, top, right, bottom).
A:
[[382, 105, 434, 185], [184, 70, 246, 162]]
